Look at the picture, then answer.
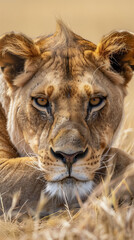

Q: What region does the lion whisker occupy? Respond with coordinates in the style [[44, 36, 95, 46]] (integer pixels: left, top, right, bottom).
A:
[[98, 164, 114, 171], [92, 63, 109, 83], [95, 171, 107, 176], [15, 138, 25, 146]]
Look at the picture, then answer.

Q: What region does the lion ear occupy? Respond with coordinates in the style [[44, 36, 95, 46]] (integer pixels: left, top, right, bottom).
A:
[[0, 32, 40, 86], [95, 31, 134, 85]]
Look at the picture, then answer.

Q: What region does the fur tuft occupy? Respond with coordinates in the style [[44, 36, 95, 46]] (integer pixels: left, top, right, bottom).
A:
[[95, 31, 126, 59], [45, 181, 95, 202], [0, 33, 40, 58]]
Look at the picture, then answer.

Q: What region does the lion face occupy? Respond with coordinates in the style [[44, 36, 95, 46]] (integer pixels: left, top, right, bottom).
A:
[[7, 55, 124, 201], [0, 22, 133, 201]]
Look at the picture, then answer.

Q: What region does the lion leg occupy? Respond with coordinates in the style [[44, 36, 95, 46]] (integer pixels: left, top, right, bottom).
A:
[[98, 148, 134, 204], [0, 157, 46, 215], [111, 149, 134, 204], [0, 107, 46, 214]]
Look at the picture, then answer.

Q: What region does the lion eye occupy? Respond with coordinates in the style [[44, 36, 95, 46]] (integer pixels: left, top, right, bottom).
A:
[[88, 96, 106, 114], [35, 98, 48, 107], [32, 97, 49, 111], [89, 97, 102, 106]]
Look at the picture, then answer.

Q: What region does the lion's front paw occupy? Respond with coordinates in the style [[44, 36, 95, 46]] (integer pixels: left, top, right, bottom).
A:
[[112, 164, 134, 205]]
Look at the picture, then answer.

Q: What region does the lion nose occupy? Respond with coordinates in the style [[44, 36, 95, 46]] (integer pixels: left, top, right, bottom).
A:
[[50, 147, 88, 167]]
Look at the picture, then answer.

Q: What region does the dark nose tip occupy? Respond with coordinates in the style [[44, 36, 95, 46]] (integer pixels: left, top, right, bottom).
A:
[[50, 148, 88, 166]]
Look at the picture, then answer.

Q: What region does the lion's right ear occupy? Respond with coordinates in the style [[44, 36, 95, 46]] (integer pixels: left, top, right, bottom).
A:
[[94, 31, 134, 85], [0, 32, 40, 86]]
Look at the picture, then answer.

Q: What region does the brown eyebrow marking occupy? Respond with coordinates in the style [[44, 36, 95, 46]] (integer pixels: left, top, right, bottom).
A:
[[47, 85, 54, 97], [84, 84, 93, 96]]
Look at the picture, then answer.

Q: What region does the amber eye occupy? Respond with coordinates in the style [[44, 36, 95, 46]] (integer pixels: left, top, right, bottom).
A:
[[89, 97, 102, 106], [35, 97, 48, 107], [32, 97, 49, 111], [88, 96, 106, 114]]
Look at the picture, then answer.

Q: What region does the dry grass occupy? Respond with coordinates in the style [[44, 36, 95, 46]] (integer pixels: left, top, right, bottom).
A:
[[0, 189, 134, 240], [0, 82, 134, 240]]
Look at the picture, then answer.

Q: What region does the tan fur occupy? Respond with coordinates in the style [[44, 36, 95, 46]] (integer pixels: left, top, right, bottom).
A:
[[0, 22, 134, 214]]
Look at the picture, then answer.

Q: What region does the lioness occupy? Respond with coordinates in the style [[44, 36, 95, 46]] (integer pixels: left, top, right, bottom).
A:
[[0, 22, 134, 214]]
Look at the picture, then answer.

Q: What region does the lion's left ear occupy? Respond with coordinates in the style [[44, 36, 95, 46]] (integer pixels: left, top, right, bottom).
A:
[[94, 31, 134, 85], [0, 32, 41, 86]]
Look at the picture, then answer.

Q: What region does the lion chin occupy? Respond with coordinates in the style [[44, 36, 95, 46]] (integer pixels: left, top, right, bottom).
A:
[[45, 178, 95, 202]]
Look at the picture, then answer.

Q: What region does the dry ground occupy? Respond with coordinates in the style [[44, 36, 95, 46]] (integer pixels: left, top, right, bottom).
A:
[[0, 0, 134, 239]]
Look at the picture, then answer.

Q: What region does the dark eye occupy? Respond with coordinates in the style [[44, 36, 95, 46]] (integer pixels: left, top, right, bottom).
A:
[[32, 97, 49, 111]]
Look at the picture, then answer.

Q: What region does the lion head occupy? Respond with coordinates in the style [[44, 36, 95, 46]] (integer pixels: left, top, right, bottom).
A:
[[0, 22, 134, 202]]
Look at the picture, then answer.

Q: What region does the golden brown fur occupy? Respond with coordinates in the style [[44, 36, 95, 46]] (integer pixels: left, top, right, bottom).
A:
[[0, 21, 134, 214]]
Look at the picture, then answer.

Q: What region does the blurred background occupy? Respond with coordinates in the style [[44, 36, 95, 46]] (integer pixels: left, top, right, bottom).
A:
[[0, 0, 134, 153], [0, 0, 134, 43]]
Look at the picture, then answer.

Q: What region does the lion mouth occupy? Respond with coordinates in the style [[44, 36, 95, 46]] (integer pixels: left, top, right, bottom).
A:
[[51, 176, 89, 184], [61, 177, 77, 184]]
